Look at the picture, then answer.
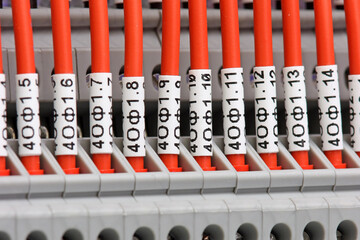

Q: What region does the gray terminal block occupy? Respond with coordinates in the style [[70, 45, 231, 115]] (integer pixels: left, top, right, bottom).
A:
[[180, 137, 237, 200], [213, 136, 271, 199], [147, 137, 204, 201], [0, 144, 53, 240], [120, 201, 160, 240], [42, 139, 101, 202], [78, 138, 136, 203], [86, 202, 124, 240], [225, 199, 263, 240], [310, 135, 360, 239], [279, 136, 336, 197], [311, 135, 360, 196], [326, 197, 360, 240], [49, 202, 89, 240], [0, 142, 30, 201], [278, 136, 333, 240], [246, 136, 304, 198], [261, 198, 297, 240], [114, 137, 170, 202], [156, 200, 194, 240], [291, 197, 330, 240], [15, 204, 53, 240], [0, 205, 16, 240], [7, 140, 65, 202], [190, 199, 230, 240], [245, 137, 298, 240], [0, 144, 30, 240], [336, 135, 360, 196], [214, 136, 267, 240]]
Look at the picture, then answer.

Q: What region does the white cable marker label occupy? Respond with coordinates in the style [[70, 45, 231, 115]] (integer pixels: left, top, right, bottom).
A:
[[316, 65, 343, 151], [52, 74, 77, 156], [254, 66, 279, 154], [89, 73, 113, 154], [189, 69, 213, 156], [348, 75, 360, 152], [16, 73, 41, 157], [114, 0, 123, 3], [0, 74, 7, 156], [242, 0, 253, 3], [122, 76, 146, 157], [283, 66, 310, 152], [157, 75, 181, 155], [221, 68, 246, 155]]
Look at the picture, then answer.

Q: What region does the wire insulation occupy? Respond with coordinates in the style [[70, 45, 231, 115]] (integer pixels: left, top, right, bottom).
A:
[[159, 0, 181, 172], [188, 0, 214, 170], [124, 0, 146, 172], [89, 0, 114, 173], [188, 0, 209, 70], [281, 0, 311, 169], [220, 0, 247, 171], [12, 0, 42, 175], [314, 0, 344, 168], [253, 0, 278, 169], [51, 0, 78, 174]]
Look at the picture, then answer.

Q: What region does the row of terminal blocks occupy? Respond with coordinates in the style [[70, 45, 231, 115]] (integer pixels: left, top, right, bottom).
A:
[[0, 8, 353, 137], [1, 134, 360, 239], [1, 7, 359, 240]]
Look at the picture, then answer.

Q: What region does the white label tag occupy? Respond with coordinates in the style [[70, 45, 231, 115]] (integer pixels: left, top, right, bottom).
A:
[[348, 74, 360, 151], [283, 66, 310, 152], [52, 74, 78, 156], [157, 75, 181, 155], [88, 73, 113, 154], [253, 66, 279, 154], [221, 68, 246, 155], [122, 76, 146, 157], [189, 69, 213, 156], [316, 65, 343, 151], [16, 73, 41, 157], [0, 74, 7, 157]]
